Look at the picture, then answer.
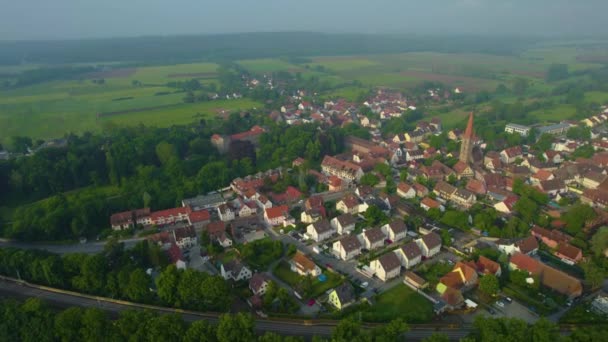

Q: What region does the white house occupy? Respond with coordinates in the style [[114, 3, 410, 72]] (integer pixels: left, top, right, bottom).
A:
[[264, 205, 291, 227], [221, 260, 252, 282], [370, 252, 401, 282], [381, 221, 407, 242], [330, 214, 356, 235], [217, 204, 236, 222], [172, 226, 198, 249], [333, 235, 362, 260], [416, 232, 442, 258], [249, 273, 271, 296], [256, 195, 273, 210], [396, 241, 422, 269], [363, 227, 386, 250], [306, 220, 335, 242], [290, 252, 321, 277], [238, 201, 257, 217], [397, 182, 416, 199]]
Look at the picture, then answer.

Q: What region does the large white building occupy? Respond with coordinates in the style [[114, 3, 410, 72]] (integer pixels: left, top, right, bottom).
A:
[[505, 123, 531, 137]]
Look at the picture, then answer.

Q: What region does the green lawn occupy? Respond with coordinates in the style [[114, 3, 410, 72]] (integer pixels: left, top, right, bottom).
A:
[[272, 260, 344, 298], [364, 284, 434, 323], [585, 91, 608, 104], [529, 104, 577, 122]]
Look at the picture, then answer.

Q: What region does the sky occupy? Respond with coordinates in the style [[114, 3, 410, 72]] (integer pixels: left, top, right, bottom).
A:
[[0, 0, 606, 40]]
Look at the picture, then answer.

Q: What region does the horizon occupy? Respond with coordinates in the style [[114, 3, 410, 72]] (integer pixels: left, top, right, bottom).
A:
[[2, 1, 608, 41]]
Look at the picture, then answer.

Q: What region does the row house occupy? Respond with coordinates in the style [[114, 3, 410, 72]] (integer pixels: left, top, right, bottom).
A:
[[330, 213, 356, 235], [370, 252, 402, 282], [362, 227, 386, 250], [110, 208, 152, 230], [321, 155, 364, 183], [416, 232, 442, 258], [306, 220, 335, 242], [333, 235, 362, 260], [395, 241, 422, 269], [381, 221, 407, 242], [150, 207, 191, 226]]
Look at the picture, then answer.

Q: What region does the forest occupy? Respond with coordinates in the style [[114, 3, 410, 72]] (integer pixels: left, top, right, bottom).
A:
[[0, 117, 345, 241]]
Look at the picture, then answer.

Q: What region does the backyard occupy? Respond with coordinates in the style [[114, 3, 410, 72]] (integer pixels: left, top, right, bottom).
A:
[[273, 260, 344, 298]]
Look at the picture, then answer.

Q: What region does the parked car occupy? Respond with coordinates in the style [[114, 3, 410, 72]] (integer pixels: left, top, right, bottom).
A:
[[488, 308, 496, 315], [496, 301, 505, 308], [504, 297, 512, 303], [307, 299, 316, 306], [361, 282, 369, 288]]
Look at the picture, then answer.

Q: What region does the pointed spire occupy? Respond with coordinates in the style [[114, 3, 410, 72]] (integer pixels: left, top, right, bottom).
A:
[[463, 112, 474, 139]]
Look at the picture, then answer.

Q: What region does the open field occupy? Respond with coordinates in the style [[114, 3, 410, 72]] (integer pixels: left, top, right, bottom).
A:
[[363, 284, 434, 323], [238, 59, 299, 73], [99, 98, 262, 127]]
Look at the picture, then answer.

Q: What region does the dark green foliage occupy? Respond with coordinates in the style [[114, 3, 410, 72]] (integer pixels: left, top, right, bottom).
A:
[[240, 239, 284, 269]]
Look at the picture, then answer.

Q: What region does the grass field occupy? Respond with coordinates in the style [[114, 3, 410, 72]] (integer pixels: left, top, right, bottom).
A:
[[100, 98, 262, 127], [238, 59, 299, 72], [364, 284, 434, 323]]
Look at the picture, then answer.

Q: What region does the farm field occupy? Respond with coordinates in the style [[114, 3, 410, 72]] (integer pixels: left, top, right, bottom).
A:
[[2, 46, 608, 142], [99, 98, 262, 127]]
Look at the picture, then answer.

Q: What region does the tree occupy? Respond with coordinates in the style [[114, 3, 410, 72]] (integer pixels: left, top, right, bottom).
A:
[[331, 318, 368, 342], [217, 313, 254, 342], [562, 204, 596, 236], [125, 268, 152, 302], [591, 226, 608, 258], [400, 169, 409, 182], [359, 173, 380, 187], [513, 196, 539, 224], [156, 265, 180, 306], [147, 314, 186, 342], [155, 141, 178, 165], [54, 307, 84, 342], [439, 229, 452, 247], [372, 318, 409, 342], [529, 318, 559, 342], [479, 274, 500, 297], [363, 205, 389, 226], [581, 261, 605, 289], [184, 320, 217, 342], [80, 308, 113, 342]]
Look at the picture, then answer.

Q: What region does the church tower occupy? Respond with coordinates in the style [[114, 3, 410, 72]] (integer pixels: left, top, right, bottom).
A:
[[459, 112, 474, 164]]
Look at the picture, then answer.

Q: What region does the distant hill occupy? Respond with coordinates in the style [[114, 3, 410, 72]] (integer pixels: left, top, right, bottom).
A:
[[0, 32, 539, 65]]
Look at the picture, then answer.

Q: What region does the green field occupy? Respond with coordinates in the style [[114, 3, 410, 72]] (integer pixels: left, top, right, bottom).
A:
[[272, 261, 343, 298], [2, 46, 608, 142], [364, 284, 433, 323]]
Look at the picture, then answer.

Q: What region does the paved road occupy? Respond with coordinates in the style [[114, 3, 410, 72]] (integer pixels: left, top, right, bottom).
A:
[[0, 278, 472, 340], [0, 237, 145, 255]]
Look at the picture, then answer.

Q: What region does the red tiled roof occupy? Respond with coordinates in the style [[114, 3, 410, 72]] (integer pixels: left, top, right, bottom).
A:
[[476, 256, 501, 275], [421, 197, 440, 209], [110, 208, 150, 226], [150, 207, 191, 221], [265, 205, 289, 220], [556, 243, 582, 261], [510, 252, 541, 275], [189, 210, 210, 223]]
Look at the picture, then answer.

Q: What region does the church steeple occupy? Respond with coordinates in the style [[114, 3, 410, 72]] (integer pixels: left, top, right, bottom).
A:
[[459, 112, 474, 164]]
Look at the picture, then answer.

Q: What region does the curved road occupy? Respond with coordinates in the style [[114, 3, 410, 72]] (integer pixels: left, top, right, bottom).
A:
[[0, 277, 471, 340]]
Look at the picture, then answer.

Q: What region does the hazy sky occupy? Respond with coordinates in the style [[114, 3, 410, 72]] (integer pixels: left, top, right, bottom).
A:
[[1, 0, 606, 40]]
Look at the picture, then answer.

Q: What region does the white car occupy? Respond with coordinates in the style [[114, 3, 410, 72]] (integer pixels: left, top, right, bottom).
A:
[[361, 282, 369, 288], [496, 301, 505, 308]]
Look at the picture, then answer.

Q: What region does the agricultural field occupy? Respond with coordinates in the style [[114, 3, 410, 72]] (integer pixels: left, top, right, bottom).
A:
[[2, 45, 608, 143]]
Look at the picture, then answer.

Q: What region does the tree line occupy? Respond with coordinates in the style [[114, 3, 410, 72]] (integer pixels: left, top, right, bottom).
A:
[[0, 241, 231, 312], [2, 297, 606, 342]]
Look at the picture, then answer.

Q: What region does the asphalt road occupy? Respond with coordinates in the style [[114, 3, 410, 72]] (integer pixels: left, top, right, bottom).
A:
[[0, 278, 472, 340], [0, 237, 144, 255]]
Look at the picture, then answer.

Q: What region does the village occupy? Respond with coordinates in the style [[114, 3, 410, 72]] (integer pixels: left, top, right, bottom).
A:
[[109, 88, 608, 323]]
